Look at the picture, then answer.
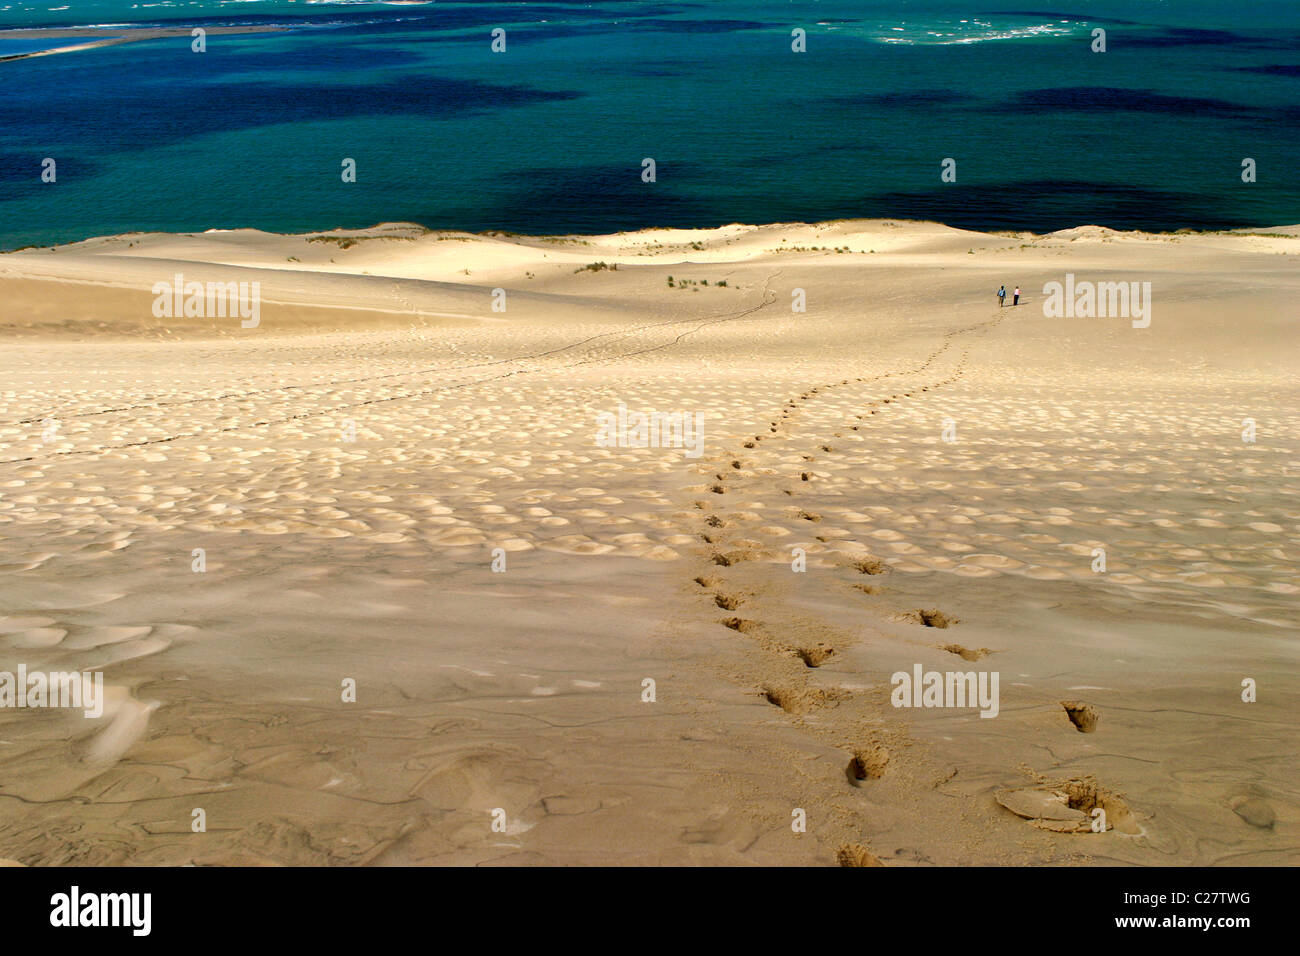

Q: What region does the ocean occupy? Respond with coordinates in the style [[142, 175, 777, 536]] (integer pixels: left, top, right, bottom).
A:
[[1, 0, 1297, 249]]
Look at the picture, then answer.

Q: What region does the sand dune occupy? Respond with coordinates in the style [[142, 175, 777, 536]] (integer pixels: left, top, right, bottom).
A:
[[0, 219, 1295, 864]]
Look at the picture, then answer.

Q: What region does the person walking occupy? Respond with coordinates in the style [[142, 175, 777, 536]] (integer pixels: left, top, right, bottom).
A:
[[997, 285, 1006, 308], [1013, 285, 1021, 306]]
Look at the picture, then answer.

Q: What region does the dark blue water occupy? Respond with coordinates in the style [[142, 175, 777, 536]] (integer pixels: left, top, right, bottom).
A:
[[1, 1, 1297, 248]]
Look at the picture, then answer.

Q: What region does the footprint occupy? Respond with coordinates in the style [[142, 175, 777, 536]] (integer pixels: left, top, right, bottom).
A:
[[762, 683, 836, 715], [942, 643, 990, 661], [996, 775, 1137, 833], [846, 745, 889, 783], [762, 684, 804, 713], [796, 643, 835, 667], [712, 550, 755, 566], [1060, 700, 1099, 733], [909, 608, 961, 632], [714, 593, 742, 611], [721, 617, 759, 633], [853, 559, 887, 575]]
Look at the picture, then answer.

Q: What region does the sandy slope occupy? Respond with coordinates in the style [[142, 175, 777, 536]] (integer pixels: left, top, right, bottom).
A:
[[0, 219, 1295, 865]]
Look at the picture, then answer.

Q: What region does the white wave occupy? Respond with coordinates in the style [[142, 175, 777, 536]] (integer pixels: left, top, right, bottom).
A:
[[870, 19, 1083, 46]]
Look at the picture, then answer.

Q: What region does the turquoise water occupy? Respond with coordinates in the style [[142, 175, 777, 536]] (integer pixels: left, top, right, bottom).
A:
[[1, 1, 1297, 248]]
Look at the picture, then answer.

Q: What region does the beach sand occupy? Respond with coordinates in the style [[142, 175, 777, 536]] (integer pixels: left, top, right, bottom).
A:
[[0, 219, 1295, 865], [0, 26, 283, 62]]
